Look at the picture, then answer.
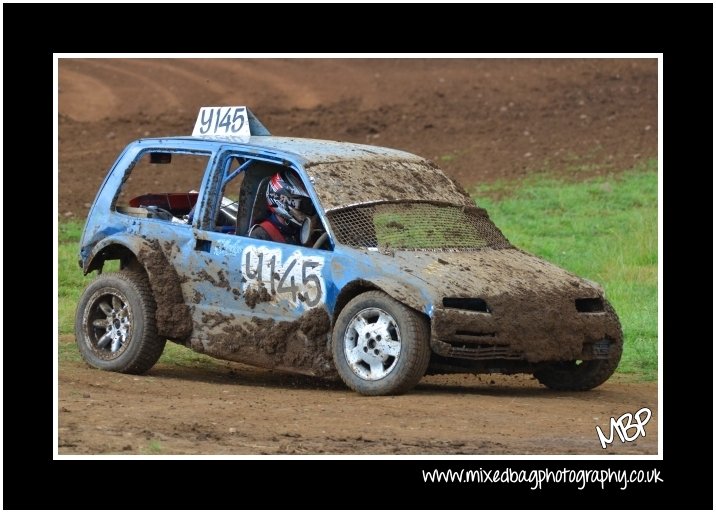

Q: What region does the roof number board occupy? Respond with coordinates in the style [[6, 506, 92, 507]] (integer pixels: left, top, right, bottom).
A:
[[192, 106, 251, 139]]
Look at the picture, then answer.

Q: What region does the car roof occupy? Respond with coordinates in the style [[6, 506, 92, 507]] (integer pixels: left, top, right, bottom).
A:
[[142, 135, 423, 165]]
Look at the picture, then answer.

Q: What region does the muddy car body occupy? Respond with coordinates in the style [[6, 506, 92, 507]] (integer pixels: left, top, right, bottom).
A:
[[76, 111, 622, 395]]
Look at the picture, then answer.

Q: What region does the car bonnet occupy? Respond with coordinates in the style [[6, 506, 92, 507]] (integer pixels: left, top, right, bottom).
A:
[[390, 247, 603, 303]]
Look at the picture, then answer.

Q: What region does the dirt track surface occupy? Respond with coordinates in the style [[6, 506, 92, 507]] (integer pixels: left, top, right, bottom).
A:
[[58, 58, 658, 455], [59, 360, 657, 455]]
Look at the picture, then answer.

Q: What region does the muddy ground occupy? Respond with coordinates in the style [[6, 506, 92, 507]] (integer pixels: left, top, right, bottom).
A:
[[59, 359, 656, 455], [58, 58, 658, 455]]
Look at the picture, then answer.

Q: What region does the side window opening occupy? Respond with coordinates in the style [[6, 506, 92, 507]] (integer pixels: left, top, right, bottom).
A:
[[114, 151, 209, 223], [234, 160, 330, 249], [212, 157, 245, 234]]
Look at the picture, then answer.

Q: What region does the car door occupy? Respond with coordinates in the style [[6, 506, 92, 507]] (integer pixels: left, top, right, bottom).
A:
[[184, 148, 335, 351]]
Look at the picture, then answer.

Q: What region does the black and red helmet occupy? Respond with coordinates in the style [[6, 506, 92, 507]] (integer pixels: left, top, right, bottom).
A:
[[266, 170, 314, 226]]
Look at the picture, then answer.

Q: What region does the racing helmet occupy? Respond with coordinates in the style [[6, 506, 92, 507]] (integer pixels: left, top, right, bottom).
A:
[[265, 169, 314, 226]]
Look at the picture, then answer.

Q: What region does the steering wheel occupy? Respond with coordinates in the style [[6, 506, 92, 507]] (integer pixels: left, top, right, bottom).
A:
[[145, 205, 175, 221]]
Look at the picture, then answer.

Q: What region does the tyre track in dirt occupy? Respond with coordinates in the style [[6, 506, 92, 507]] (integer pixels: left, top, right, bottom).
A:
[[58, 67, 120, 122], [60, 59, 183, 119], [202, 59, 324, 109]]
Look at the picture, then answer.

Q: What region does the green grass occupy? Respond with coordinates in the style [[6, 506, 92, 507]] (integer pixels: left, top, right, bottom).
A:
[[472, 160, 658, 380], [157, 343, 221, 369], [146, 439, 163, 454], [58, 160, 657, 380], [439, 153, 458, 163], [58, 221, 110, 335]]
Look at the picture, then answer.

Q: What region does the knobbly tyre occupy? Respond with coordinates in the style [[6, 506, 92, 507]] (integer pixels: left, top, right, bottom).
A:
[[75, 106, 623, 396]]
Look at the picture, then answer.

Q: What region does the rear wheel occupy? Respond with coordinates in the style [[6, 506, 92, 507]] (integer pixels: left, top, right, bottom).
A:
[[332, 291, 430, 396], [75, 270, 165, 374]]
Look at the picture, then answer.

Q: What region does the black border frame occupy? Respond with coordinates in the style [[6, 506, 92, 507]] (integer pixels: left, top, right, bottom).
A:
[[4, 2, 711, 510]]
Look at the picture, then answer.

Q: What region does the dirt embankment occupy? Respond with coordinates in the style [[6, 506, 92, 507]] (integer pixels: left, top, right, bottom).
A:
[[59, 58, 657, 218]]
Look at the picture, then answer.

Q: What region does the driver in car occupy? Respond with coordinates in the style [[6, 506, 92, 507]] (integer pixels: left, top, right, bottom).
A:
[[248, 170, 316, 245]]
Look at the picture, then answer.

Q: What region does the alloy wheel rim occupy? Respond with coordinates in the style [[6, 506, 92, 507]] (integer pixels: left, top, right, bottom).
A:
[[343, 307, 401, 380]]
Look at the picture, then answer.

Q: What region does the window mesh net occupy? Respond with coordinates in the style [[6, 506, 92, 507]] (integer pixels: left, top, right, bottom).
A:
[[326, 203, 512, 251]]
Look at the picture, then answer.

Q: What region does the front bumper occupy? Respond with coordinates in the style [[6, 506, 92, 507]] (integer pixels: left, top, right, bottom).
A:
[[430, 301, 622, 363]]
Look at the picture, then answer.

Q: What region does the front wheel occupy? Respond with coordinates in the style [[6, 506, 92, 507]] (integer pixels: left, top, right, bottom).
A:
[[533, 345, 622, 391], [332, 291, 430, 396], [75, 270, 166, 374]]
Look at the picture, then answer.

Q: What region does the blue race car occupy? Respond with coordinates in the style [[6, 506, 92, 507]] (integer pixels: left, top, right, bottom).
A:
[[75, 107, 622, 395]]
